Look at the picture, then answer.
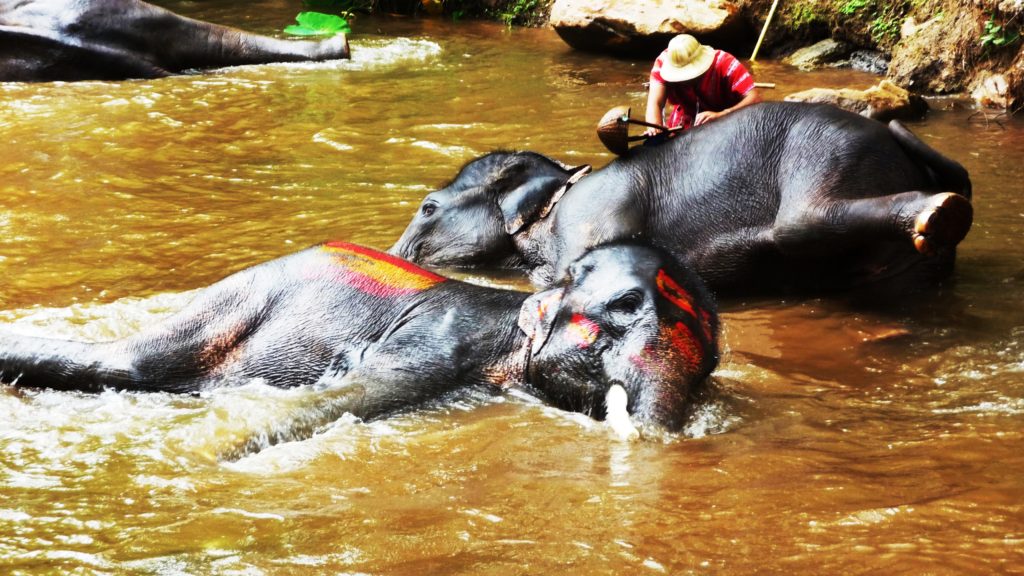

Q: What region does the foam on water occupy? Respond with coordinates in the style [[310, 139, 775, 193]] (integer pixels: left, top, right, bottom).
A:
[[216, 37, 443, 77], [0, 291, 193, 340]]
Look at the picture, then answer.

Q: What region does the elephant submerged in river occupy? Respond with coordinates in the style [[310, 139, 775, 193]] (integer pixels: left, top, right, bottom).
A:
[[391, 102, 974, 296], [0, 0, 350, 82], [0, 242, 719, 431]]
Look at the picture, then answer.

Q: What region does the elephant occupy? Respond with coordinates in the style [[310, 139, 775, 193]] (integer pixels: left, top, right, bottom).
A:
[[390, 102, 974, 296], [0, 241, 719, 431], [0, 0, 350, 82]]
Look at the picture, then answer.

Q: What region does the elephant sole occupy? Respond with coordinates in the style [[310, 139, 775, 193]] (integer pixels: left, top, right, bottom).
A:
[[913, 192, 974, 256]]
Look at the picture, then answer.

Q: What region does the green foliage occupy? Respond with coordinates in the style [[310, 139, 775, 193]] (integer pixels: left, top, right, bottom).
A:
[[869, 15, 899, 42], [284, 11, 352, 36], [869, 3, 903, 44], [497, 0, 539, 27], [439, 0, 468, 21], [787, 1, 824, 31], [980, 14, 1021, 51], [839, 0, 869, 15], [833, 0, 910, 47]]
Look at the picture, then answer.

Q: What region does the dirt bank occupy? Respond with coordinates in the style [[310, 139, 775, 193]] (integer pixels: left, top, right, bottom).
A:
[[740, 0, 1023, 109], [388, 0, 1021, 109]]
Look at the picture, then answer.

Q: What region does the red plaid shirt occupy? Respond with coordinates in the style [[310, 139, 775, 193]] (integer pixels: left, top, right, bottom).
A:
[[650, 49, 755, 129]]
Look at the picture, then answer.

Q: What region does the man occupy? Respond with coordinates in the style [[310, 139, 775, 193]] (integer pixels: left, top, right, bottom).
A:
[[644, 34, 761, 136]]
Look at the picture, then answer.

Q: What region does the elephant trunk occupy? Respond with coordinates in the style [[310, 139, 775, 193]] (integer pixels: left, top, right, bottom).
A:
[[152, 10, 349, 72], [0, 333, 130, 392]]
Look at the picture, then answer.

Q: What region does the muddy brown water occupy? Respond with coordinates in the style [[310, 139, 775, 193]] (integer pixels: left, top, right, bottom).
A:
[[2, 2, 1023, 574]]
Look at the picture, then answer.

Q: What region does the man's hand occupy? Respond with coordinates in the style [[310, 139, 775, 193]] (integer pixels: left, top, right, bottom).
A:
[[694, 110, 725, 126]]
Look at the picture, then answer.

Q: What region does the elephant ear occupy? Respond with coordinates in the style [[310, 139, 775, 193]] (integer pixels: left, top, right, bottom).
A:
[[517, 288, 564, 356], [500, 164, 591, 236]]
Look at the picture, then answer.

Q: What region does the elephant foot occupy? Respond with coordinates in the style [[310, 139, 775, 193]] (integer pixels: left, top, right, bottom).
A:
[[912, 192, 973, 256]]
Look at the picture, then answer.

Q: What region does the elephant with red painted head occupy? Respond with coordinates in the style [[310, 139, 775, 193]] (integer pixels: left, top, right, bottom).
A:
[[0, 241, 718, 432]]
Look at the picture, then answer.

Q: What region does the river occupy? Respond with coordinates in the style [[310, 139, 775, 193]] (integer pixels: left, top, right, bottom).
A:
[[1, 2, 1023, 573]]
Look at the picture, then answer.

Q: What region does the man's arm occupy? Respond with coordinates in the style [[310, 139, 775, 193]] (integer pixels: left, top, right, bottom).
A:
[[644, 81, 669, 136], [693, 87, 762, 126]]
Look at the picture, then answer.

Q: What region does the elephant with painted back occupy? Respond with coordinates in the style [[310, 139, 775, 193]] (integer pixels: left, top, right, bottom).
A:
[[0, 0, 350, 81], [391, 102, 974, 296], [0, 241, 718, 431]]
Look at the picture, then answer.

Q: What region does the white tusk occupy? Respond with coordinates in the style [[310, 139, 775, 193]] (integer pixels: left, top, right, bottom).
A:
[[605, 384, 640, 441]]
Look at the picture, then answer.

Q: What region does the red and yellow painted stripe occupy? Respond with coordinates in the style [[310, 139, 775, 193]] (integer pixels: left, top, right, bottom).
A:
[[315, 241, 446, 298]]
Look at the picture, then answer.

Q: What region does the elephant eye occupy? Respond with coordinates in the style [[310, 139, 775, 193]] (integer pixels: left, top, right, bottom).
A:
[[606, 290, 643, 316], [421, 203, 437, 217]]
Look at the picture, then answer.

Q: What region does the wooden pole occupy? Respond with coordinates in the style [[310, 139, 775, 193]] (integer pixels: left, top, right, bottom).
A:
[[750, 0, 781, 62]]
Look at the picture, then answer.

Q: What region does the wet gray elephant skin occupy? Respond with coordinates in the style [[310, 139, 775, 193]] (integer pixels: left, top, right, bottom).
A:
[[0, 242, 718, 431], [0, 0, 349, 81], [391, 102, 974, 296]]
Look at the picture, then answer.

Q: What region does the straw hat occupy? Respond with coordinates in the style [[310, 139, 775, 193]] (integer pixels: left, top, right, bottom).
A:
[[658, 34, 715, 83]]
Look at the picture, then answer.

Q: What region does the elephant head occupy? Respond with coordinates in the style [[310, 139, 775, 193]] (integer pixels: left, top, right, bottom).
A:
[[390, 151, 590, 268], [518, 242, 719, 431]]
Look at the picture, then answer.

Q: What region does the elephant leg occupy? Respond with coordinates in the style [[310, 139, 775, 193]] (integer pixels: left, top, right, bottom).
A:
[[685, 227, 784, 292], [317, 350, 464, 421], [773, 191, 973, 257]]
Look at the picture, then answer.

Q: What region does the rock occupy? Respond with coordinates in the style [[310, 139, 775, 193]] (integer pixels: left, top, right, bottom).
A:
[[848, 50, 889, 75], [783, 39, 853, 70], [1000, 48, 1024, 110], [549, 0, 749, 57], [784, 80, 928, 122], [971, 72, 1013, 109], [888, 7, 977, 94]]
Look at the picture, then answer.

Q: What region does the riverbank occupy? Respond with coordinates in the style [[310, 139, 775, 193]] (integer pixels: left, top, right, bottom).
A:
[[409, 0, 1022, 110], [743, 0, 1023, 110]]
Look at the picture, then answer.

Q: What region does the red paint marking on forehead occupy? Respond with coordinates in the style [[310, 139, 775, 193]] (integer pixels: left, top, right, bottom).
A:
[[315, 241, 446, 297], [568, 313, 600, 348], [656, 268, 697, 318], [657, 268, 714, 342]]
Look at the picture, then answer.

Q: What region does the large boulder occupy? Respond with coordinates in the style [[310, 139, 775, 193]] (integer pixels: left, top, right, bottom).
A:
[[889, 2, 1024, 110], [549, 0, 749, 57], [784, 80, 928, 122], [783, 39, 853, 70], [888, 10, 978, 94]]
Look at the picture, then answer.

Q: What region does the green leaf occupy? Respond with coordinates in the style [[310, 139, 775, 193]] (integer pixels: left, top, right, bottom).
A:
[[283, 11, 351, 37]]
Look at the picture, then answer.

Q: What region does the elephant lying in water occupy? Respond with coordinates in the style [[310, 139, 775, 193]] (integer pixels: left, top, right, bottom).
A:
[[0, 0, 350, 81], [391, 102, 974, 296], [0, 242, 718, 431]]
